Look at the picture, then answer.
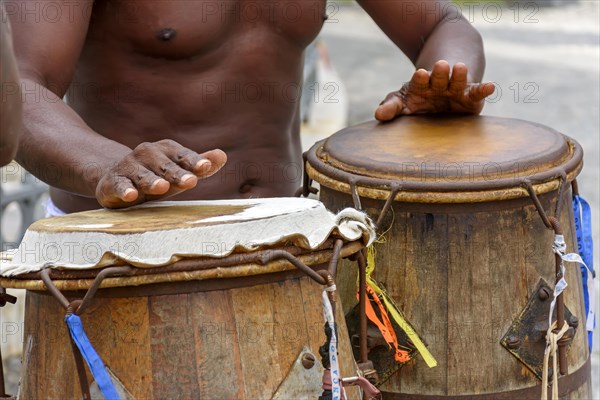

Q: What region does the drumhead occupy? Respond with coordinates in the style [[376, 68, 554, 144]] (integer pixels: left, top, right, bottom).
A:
[[306, 115, 583, 203], [0, 198, 374, 277]]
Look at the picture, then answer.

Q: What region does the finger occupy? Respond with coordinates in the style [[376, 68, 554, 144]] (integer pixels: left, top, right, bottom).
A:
[[157, 139, 226, 179], [115, 161, 170, 194], [449, 63, 468, 93], [141, 152, 197, 190], [467, 83, 495, 102], [408, 68, 430, 94], [375, 92, 404, 121], [162, 160, 198, 189], [131, 141, 196, 189], [96, 175, 139, 208], [430, 60, 450, 93], [481, 82, 496, 98], [174, 148, 211, 176], [197, 149, 227, 178], [156, 139, 210, 176]]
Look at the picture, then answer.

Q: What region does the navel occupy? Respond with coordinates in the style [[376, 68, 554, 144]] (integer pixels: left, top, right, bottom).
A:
[[239, 181, 255, 194], [157, 28, 177, 41]]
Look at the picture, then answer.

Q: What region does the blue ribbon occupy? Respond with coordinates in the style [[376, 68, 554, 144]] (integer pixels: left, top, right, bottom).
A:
[[65, 314, 121, 399], [573, 194, 595, 351]]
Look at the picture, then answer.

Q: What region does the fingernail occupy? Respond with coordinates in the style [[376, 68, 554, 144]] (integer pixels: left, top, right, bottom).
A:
[[196, 159, 210, 169], [123, 188, 136, 200], [181, 173, 195, 183], [151, 179, 167, 189]]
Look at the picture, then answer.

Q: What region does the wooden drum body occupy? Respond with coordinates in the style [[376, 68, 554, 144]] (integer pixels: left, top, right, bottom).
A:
[[0, 198, 374, 399], [19, 267, 358, 399], [305, 115, 591, 398]]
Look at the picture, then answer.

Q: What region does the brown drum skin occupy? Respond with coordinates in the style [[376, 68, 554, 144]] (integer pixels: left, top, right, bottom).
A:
[[19, 273, 360, 399], [321, 189, 591, 399], [307, 116, 591, 398]]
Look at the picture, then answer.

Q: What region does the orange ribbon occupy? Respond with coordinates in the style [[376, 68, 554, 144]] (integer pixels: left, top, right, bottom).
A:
[[359, 285, 411, 363]]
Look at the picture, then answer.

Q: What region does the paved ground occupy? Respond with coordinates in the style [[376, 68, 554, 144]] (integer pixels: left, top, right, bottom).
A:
[[1, 0, 599, 397]]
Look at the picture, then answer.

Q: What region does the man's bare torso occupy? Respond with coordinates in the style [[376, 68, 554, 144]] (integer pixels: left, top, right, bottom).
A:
[[52, 0, 326, 211]]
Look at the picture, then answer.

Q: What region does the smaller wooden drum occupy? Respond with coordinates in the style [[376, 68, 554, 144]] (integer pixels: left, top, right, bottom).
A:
[[0, 198, 375, 399]]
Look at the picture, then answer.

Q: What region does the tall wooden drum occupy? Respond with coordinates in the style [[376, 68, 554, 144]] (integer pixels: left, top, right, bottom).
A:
[[304, 115, 591, 399], [0, 198, 376, 399]]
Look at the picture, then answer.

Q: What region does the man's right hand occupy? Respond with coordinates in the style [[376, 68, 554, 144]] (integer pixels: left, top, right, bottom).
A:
[[96, 139, 227, 208]]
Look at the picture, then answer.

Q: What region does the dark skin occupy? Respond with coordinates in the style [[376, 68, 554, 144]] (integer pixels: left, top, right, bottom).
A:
[[10, 0, 494, 212], [0, 4, 22, 166]]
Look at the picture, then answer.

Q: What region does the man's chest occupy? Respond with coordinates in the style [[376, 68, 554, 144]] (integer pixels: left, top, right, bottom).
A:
[[88, 0, 327, 59]]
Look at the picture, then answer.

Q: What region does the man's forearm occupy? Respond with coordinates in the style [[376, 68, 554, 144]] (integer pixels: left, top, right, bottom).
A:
[[16, 78, 132, 197], [0, 7, 22, 166], [358, 0, 486, 83], [416, 17, 485, 82], [0, 59, 21, 165]]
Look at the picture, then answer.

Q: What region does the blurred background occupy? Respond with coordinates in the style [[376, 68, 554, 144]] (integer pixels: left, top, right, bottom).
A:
[[1, 0, 599, 396]]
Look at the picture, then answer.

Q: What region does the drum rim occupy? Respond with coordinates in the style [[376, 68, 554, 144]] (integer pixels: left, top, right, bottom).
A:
[[305, 134, 583, 203], [0, 240, 363, 291]]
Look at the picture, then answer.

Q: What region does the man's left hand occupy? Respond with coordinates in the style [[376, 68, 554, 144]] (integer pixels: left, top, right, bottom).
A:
[[375, 60, 496, 121]]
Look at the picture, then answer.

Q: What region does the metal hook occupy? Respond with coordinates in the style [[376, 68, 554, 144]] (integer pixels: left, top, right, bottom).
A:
[[260, 250, 327, 285], [40, 267, 70, 309], [522, 180, 553, 229], [375, 183, 401, 230], [76, 266, 135, 315], [349, 179, 362, 210], [553, 170, 568, 218], [327, 239, 344, 278]]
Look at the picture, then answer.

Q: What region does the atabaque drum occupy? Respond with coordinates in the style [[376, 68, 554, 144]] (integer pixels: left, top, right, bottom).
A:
[[0, 198, 376, 399], [304, 115, 592, 399]]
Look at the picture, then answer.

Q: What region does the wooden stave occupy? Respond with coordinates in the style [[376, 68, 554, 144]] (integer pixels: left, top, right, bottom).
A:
[[15, 243, 364, 399], [317, 185, 591, 398]]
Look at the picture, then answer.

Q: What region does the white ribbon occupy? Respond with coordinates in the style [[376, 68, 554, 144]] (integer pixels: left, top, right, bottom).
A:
[[552, 235, 595, 332], [541, 234, 595, 400]]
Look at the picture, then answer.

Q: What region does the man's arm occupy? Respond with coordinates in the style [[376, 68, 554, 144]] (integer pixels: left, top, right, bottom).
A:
[[0, 4, 22, 166], [9, 0, 225, 208], [357, 0, 494, 120]]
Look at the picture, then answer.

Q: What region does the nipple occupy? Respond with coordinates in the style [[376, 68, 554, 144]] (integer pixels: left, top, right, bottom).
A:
[[157, 28, 177, 41]]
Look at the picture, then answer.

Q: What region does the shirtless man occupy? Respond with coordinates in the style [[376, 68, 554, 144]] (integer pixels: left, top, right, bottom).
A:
[[0, 4, 21, 167], [7, 0, 494, 213]]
